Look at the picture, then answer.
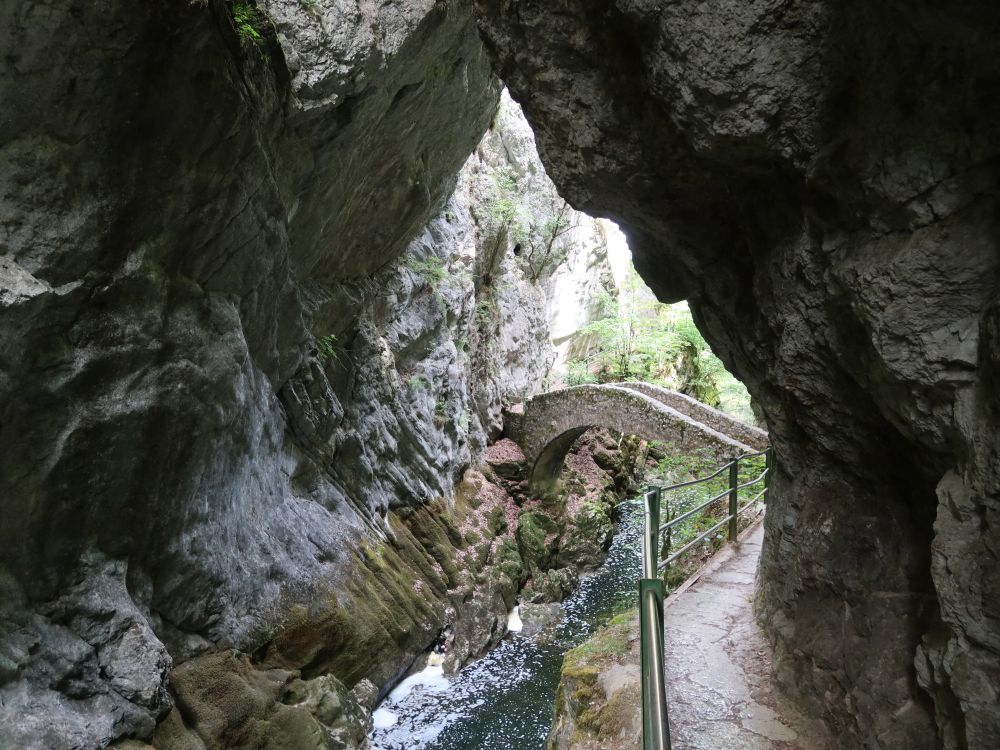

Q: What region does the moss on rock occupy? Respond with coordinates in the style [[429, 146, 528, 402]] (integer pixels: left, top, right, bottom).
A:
[[516, 511, 561, 576], [260, 513, 448, 689], [557, 499, 613, 571], [548, 610, 641, 750]]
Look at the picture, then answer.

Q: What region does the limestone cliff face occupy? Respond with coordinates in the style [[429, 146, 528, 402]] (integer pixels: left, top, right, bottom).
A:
[[0, 1, 504, 746], [475, 3, 1000, 748], [0, 0, 624, 742]]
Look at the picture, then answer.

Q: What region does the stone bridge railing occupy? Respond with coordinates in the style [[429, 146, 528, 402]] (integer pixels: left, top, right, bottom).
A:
[[505, 383, 766, 494], [615, 382, 768, 451]]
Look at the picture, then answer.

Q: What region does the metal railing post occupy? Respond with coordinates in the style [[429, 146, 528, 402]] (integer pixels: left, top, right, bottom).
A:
[[764, 448, 772, 500], [640, 579, 670, 750], [640, 485, 670, 749], [728, 457, 739, 543], [643, 487, 660, 580]]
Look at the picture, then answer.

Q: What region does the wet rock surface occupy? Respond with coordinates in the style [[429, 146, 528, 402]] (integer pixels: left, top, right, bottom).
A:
[[474, 2, 1000, 746]]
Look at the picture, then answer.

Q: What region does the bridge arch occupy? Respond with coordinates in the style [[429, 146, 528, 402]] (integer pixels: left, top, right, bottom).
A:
[[505, 384, 761, 494]]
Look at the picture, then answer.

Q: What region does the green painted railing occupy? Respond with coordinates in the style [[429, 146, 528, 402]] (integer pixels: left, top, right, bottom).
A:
[[638, 447, 773, 750]]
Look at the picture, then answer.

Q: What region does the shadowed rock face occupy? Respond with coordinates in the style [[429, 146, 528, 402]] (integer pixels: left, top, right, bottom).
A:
[[475, 2, 1000, 748], [1, 1, 500, 745]]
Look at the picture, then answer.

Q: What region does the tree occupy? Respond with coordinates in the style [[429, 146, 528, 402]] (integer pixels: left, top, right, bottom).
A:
[[572, 271, 752, 417], [525, 200, 573, 282]]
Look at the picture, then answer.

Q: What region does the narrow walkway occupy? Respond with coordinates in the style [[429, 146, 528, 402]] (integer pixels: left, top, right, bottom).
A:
[[663, 524, 829, 750]]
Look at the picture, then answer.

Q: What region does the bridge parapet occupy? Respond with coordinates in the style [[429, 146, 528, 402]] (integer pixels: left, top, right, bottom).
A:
[[616, 382, 768, 451], [506, 384, 762, 494]]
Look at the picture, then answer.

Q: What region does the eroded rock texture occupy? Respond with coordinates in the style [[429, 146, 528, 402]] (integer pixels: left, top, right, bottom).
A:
[[475, 2, 1000, 748], [1, 1, 638, 744], [1, 0, 503, 746]]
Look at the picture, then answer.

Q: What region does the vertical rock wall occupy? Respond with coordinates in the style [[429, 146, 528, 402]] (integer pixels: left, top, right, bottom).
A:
[[474, 2, 1000, 748], [7, 0, 994, 747], [0, 1, 502, 746], [0, 0, 622, 741]]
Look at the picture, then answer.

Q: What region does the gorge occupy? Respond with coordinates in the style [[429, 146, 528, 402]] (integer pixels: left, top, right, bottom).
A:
[[1, 2, 998, 749]]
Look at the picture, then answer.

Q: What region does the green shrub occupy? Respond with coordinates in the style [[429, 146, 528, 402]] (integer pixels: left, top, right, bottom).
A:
[[475, 296, 496, 327], [565, 359, 597, 386], [408, 375, 430, 392], [316, 334, 338, 362], [232, 2, 264, 46], [406, 255, 447, 289], [578, 274, 752, 418]]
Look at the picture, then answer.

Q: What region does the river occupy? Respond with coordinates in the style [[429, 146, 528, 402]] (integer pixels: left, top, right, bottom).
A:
[[369, 499, 642, 750]]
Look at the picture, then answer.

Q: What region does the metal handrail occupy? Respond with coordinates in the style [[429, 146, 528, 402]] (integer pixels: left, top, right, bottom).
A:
[[638, 447, 773, 750], [640, 579, 670, 749], [650, 457, 737, 492], [659, 486, 730, 533], [660, 513, 732, 568], [732, 448, 770, 460], [639, 486, 670, 750], [739, 485, 768, 513], [733, 467, 768, 492]]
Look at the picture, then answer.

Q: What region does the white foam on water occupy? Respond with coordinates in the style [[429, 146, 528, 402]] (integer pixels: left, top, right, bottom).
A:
[[369, 502, 645, 750], [387, 664, 450, 704], [372, 708, 399, 729], [506, 605, 523, 633]]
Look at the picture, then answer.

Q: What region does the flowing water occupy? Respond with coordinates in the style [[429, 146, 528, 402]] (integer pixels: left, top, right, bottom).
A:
[[369, 500, 643, 750]]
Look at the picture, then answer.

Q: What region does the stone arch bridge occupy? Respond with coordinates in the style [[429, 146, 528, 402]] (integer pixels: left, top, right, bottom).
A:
[[505, 383, 768, 493]]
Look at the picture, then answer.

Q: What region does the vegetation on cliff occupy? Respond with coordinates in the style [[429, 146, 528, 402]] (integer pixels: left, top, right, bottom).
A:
[[563, 271, 753, 422]]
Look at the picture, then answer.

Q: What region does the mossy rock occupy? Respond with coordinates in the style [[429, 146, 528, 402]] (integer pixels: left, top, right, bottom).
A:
[[522, 566, 578, 603], [562, 610, 635, 674], [515, 511, 561, 575], [486, 505, 508, 536], [262, 511, 450, 689], [557, 499, 613, 571], [550, 610, 642, 750], [572, 677, 641, 744], [151, 709, 206, 750], [474, 539, 494, 568], [591, 446, 618, 471], [493, 538, 523, 581], [155, 493, 523, 749], [163, 650, 296, 749], [253, 705, 329, 750], [487, 538, 524, 606]]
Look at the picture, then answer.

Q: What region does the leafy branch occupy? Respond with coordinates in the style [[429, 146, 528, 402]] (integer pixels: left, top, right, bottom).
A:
[[525, 200, 573, 282], [232, 2, 265, 47]]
